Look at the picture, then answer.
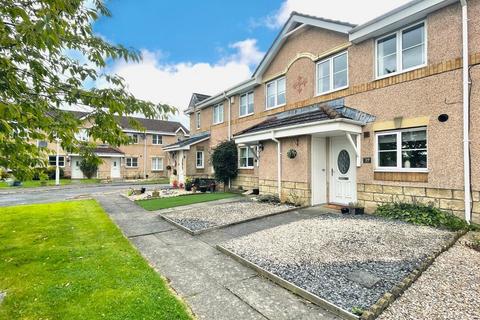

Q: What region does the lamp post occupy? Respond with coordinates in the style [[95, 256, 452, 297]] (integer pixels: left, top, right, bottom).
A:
[[55, 138, 60, 186]]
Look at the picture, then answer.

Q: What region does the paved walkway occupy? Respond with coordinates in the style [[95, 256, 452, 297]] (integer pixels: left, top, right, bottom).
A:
[[96, 194, 339, 320]]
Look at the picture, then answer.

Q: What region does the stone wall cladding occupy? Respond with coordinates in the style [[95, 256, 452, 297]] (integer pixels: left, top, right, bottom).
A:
[[357, 183, 480, 224], [232, 174, 259, 190], [259, 179, 311, 206]]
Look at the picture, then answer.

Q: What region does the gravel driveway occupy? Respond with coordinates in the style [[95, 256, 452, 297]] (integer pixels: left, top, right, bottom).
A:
[[161, 200, 294, 234], [221, 213, 456, 314], [378, 235, 480, 320]]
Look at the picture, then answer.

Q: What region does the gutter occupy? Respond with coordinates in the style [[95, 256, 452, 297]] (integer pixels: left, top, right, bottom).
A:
[[460, 0, 472, 223], [271, 131, 282, 199]]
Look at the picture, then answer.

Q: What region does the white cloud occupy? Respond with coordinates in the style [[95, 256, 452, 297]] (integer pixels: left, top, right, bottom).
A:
[[265, 0, 413, 29], [102, 40, 264, 127]]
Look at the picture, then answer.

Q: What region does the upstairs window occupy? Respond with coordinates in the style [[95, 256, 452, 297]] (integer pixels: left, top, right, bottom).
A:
[[128, 133, 139, 144], [240, 92, 254, 117], [195, 112, 201, 129], [152, 134, 162, 145], [266, 77, 286, 109], [376, 22, 426, 78], [316, 51, 348, 95], [75, 128, 89, 142], [376, 128, 427, 171], [239, 147, 254, 169], [213, 103, 224, 124]]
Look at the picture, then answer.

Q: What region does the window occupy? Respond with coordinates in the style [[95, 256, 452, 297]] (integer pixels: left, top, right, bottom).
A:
[[152, 134, 163, 145], [128, 133, 139, 144], [152, 157, 163, 171], [266, 77, 286, 109], [376, 22, 426, 78], [195, 112, 201, 129], [376, 128, 427, 171], [48, 155, 65, 167], [213, 103, 224, 124], [239, 147, 255, 169], [126, 157, 138, 168], [196, 151, 204, 169], [240, 92, 254, 117], [75, 128, 89, 142], [316, 51, 348, 95]]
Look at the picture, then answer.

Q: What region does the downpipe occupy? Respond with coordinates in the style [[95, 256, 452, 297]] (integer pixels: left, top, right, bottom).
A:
[[271, 131, 282, 199]]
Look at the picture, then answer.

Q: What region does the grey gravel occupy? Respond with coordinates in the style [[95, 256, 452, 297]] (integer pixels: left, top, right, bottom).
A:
[[162, 201, 293, 232], [222, 214, 455, 312], [378, 237, 480, 320]]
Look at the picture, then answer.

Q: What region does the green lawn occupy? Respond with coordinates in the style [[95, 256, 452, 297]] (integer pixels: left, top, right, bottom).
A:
[[0, 201, 192, 320], [137, 192, 239, 211], [0, 178, 101, 188]]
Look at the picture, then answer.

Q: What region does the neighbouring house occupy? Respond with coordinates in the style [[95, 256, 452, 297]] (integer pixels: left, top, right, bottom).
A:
[[168, 0, 480, 223], [41, 111, 189, 180]]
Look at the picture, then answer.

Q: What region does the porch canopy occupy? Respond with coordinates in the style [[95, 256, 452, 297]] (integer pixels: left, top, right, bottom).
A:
[[163, 131, 210, 152], [234, 100, 375, 145]]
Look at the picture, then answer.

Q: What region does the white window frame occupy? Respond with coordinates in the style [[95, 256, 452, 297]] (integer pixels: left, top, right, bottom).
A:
[[75, 128, 89, 142], [265, 76, 286, 110], [125, 157, 138, 168], [239, 147, 255, 169], [315, 51, 349, 96], [151, 157, 164, 171], [152, 134, 162, 145], [48, 155, 65, 167], [212, 103, 224, 124], [374, 127, 428, 172], [239, 91, 254, 117], [375, 21, 427, 79], [195, 112, 201, 129], [128, 133, 139, 144], [196, 151, 204, 169]]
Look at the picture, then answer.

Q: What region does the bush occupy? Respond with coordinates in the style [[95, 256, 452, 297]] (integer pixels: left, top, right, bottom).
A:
[[0, 168, 10, 180], [257, 194, 280, 204], [211, 140, 238, 186], [374, 201, 469, 231], [80, 157, 99, 179], [32, 167, 64, 180]]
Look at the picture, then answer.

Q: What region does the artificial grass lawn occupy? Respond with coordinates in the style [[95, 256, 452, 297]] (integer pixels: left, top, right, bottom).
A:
[[137, 192, 239, 211], [0, 200, 192, 320], [0, 178, 101, 188]]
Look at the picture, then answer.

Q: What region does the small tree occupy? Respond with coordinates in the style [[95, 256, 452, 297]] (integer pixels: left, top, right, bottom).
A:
[[211, 140, 238, 189], [80, 155, 100, 179]]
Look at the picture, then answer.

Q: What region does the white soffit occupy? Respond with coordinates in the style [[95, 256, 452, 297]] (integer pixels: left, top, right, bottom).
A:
[[349, 0, 458, 43]]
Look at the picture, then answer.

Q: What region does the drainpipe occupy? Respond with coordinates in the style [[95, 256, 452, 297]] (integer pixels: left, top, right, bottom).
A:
[[223, 91, 232, 140], [144, 132, 147, 179], [271, 131, 282, 199], [460, 0, 472, 223]]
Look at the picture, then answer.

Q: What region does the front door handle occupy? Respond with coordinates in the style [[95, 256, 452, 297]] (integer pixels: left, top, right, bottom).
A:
[[331, 168, 334, 176]]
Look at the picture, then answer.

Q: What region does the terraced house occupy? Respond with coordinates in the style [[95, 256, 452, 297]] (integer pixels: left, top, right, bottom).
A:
[[167, 0, 480, 223], [43, 111, 188, 180]]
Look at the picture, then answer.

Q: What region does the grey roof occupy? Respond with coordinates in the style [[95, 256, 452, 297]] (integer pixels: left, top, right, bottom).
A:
[[188, 93, 211, 109], [235, 99, 375, 136], [163, 131, 210, 150]]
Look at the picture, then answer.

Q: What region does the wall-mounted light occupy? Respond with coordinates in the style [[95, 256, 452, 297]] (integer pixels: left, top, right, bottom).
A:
[[258, 142, 264, 152]]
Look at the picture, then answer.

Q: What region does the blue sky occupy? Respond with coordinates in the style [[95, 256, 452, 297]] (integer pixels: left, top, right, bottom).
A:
[[91, 0, 410, 127]]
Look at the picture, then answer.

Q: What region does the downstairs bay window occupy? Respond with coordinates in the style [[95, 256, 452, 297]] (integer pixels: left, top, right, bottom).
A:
[[376, 128, 427, 171]]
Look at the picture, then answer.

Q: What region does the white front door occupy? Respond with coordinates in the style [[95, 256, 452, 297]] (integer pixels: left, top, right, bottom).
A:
[[110, 158, 121, 178], [311, 137, 327, 205], [330, 136, 356, 205], [177, 150, 185, 183], [71, 156, 84, 179]]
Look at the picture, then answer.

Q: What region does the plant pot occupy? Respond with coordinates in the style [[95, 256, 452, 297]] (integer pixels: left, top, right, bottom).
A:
[[341, 207, 349, 214], [152, 191, 160, 197], [354, 208, 365, 215]]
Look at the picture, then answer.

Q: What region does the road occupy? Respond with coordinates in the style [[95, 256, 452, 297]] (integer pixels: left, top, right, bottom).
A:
[[0, 184, 167, 207]]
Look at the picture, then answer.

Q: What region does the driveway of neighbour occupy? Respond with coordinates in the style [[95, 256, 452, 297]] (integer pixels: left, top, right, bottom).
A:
[[96, 194, 340, 320]]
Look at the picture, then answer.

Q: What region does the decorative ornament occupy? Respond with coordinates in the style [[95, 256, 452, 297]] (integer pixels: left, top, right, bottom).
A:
[[293, 75, 307, 94], [287, 149, 297, 159]]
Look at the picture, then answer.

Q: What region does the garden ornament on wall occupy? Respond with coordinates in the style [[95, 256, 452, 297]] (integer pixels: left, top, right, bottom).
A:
[[287, 149, 297, 159]]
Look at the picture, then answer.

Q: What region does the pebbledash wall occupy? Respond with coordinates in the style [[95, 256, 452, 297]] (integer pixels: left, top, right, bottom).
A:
[[188, 1, 480, 223]]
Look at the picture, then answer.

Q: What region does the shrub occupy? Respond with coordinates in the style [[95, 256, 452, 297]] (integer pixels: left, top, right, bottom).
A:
[[375, 201, 469, 231], [211, 140, 238, 187], [80, 157, 100, 179], [257, 194, 280, 204], [0, 168, 10, 180]]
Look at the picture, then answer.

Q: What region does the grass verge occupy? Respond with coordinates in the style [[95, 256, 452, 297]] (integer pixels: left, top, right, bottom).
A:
[[0, 179, 101, 188], [0, 200, 192, 320], [137, 192, 239, 211]]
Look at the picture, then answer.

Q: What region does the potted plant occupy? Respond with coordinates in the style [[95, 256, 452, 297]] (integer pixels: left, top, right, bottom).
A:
[[185, 177, 193, 191], [349, 202, 365, 215], [152, 188, 160, 197], [287, 149, 297, 159], [166, 165, 172, 171]]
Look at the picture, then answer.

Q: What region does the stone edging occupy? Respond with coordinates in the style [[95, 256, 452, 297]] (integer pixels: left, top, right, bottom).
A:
[[360, 229, 467, 320], [160, 205, 304, 235], [217, 245, 360, 320]]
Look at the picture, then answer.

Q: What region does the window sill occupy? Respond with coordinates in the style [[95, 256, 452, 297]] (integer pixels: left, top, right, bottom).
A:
[[239, 167, 254, 170], [125, 166, 139, 169], [239, 113, 254, 119], [151, 169, 164, 172], [375, 63, 426, 81], [315, 85, 348, 97], [374, 169, 429, 173], [196, 167, 205, 169], [266, 103, 286, 111], [212, 121, 224, 126]]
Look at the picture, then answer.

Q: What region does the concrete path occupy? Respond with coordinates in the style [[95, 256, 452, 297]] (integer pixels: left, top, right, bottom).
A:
[[96, 194, 339, 320]]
